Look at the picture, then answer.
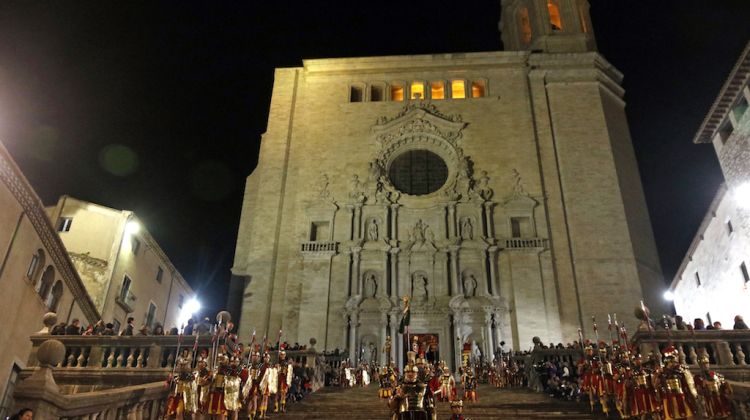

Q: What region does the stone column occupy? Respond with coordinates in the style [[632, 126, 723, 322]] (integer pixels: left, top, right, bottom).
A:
[[389, 248, 399, 297], [380, 312, 388, 365], [390, 204, 399, 240], [494, 313, 503, 353], [389, 310, 399, 365], [352, 248, 362, 295], [484, 310, 494, 360], [449, 247, 460, 296], [349, 313, 358, 362], [342, 313, 350, 351], [447, 202, 457, 238], [487, 246, 500, 297], [354, 204, 363, 240], [347, 206, 355, 241], [453, 314, 462, 370], [483, 202, 495, 238]]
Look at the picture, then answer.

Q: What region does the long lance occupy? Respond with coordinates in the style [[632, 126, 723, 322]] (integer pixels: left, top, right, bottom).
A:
[[190, 332, 199, 369], [210, 322, 220, 371], [607, 314, 614, 345], [246, 330, 256, 366], [261, 334, 268, 354], [276, 329, 283, 350], [592, 316, 599, 345], [620, 323, 630, 353], [613, 313, 621, 346], [577, 328, 585, 358], [168, 325, 184, 388]]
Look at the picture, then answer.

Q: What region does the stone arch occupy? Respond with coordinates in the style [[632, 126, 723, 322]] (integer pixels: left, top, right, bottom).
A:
[[38, 265, 55, 298], [47, 280, 63, 312]]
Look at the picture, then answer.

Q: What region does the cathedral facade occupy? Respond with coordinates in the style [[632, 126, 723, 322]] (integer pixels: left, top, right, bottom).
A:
[[230, 0, 667, 369]]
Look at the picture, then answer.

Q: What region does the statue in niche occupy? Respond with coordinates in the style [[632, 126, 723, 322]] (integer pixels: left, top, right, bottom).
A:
[[316, 174, 331, 201], [511, 168, 527, 197], [462, 274, 478, 298], [412, 273, 429, 301], [460, 217, 473, 240], [365, 273, 378, 298], [476, 170, 493, 200], [367, 219, 379, 241]]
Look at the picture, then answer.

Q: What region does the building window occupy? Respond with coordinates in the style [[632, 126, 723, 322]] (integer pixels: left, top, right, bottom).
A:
[[156, 266, 164, 283], [733, 96, 748, 121], [518, 7, 532, 44], [547, 0, 562, 31], [451, 80, 466, 99], [510, 217, 531, 238], [741, 262, 749, 284], [430, 81, 445, 100], [387, 149, 449, 196], [178, 294, 184, 309], [26, 251, 41, 280], [0, 364, 21, 418], [718, 122, 733, 144], [350, 85, 363, 102], [131, 237, 141, 255], [146, 302, 157, 328], [471, 80, 486, 98], [57, 217, 73, 232], [410, 82, 425, 100], [391, 83, 404, 101], [695, 271, 701, 287], [727, 220, 734, 235], [38, 266, 55, 298], [47, 281, 63, 312], [310, 221, 330, 242], [120, 275, 132, 301], [370, 85, 384, 102]]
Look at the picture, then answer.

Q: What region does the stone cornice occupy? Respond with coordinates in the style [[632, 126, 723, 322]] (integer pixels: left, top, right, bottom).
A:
[[0, 142, 100, 323]]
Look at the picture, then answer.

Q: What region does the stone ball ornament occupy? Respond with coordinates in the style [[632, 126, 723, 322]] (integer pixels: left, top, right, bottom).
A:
[[43, 312, 58, 330], [37, 339, 65, 367]]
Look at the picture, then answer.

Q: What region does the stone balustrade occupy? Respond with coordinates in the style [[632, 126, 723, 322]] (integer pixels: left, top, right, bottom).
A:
[[631, 329, 750, 382], [502, 237, 548, 250], [301, 241, 338, 253]]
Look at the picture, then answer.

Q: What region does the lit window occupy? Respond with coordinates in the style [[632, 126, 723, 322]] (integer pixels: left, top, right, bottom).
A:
[[410, 82, 425, 100], [548, 1, 562, 31], [57, 217, 73, 232], [741, 262, 749, 284], [350, 85, 363, 102], [391, 84, 404, 102], [451, 80, 465, 99], [371, 85, 384, 102], [518, 7, 532, 44], [430, 81, 445, 100], [471, 81, 485, 98]]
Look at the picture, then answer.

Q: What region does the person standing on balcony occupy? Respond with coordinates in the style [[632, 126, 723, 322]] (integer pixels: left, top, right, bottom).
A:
[[120, 317, 134, 336], [734, 315, 748, 329]]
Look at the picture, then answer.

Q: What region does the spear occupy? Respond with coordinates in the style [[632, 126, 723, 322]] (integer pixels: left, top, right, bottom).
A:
[[168, 324, 184, 389], [607, 314, 614, 345], [246, 330, 256, 365]]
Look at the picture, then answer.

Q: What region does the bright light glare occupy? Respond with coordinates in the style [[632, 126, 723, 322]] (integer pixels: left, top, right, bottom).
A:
[[125, 221, 141, 235], [734, 182, 750, 209], [177, 298, 201, 329], [663, 290, 675, 301]]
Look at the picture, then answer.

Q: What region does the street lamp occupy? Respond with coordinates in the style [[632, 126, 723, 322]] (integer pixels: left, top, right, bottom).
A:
[[125, 220, 141, 235], [177, 297, 201, 329], [663, 290, 675, 301], [733, 182, 750, 209]]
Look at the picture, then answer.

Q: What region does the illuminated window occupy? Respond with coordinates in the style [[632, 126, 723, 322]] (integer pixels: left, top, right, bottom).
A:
[[451, 80, 466, 99], [371, 85, 384, 102], [471, 81, 486, 98], [350, 85, 363, 102], [548, 1, 562, 31], [391, 84, 404, 101], [430, 81, 445, 100], [57, 217, 73, 232], [518, 7, 532, 44], [410, 82, 425, 100]]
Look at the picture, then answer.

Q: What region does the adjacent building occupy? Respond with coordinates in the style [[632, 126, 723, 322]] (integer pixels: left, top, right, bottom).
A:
[[0, 141, 99, 416], [47, 196, 195, 333], [671, 42, 750, 326], [230, 0, 669, 369]]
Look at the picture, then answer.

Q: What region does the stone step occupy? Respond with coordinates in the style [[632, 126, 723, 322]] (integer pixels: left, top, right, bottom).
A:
[[268, 384, 606, 419]]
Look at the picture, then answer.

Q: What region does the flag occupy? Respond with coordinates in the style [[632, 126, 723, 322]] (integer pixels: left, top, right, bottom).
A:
[[398, 297, 411, 334]]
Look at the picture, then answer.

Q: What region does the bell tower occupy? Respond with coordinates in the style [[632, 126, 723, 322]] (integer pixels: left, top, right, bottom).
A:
[[500, 0, 596, 52]]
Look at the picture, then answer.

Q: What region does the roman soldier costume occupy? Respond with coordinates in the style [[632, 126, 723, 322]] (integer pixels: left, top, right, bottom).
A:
[[694, 353, 733, 419], [166, 350, 199, 417], [223, 353, 243, 413], [389, 352, 429, 420], [629, 353, 662, 418], [195, 356, 211, 412], [275, 348, 293, 413], [242, 350, 263, 419], [378, 365, 396, 398], [462, 365, 478, 403], [438, 364, 456, 402], [259, 352, 278, 419], [205, 353, 231, 416], [658, 346, 698, 420], [449, 400, 470, 420]]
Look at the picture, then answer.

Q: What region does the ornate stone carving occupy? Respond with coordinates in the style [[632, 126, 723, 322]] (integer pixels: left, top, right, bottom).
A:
[[364, 272, 378, 298], [376, 117, 463, 144], [411, 273, 429, 301], [367, 218, 379, 241], [473, 170, 493, 201], [348, 174, 366, 202], [511, 168, 528, 198], [460, 217, 474, 240], [316, 173, 333, 201], [462, 273, 478, 298], [375, 101, 463, 126]]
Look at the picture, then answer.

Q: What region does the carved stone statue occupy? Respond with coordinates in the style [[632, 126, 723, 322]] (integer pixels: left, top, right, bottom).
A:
[[511, 169, 526, 197], [476, 170, 493, 200], [412, 273, 429, 301], [316, 174, 331, 201], [462, 274, 478, 298], [348, 174, 365, 201], [460, 218, 473, 240], [365, 273, 378, 298], [367, 219, 379, 241]]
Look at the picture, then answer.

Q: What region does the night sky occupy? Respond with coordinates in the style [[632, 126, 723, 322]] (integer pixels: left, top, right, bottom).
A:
[[1, 2, 749, 316]]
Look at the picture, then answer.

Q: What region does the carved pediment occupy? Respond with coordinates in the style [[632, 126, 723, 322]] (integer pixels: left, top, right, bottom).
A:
[[372, 102, 467, 147]]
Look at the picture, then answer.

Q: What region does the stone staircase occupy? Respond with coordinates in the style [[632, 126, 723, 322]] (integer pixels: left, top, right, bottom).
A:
[[275, 384, 606, 419]]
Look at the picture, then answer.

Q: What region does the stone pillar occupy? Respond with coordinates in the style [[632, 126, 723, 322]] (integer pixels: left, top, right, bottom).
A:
[[483, 202, 495, 238], [484, 311, 494, 360], [347, 206, 355, 241], [447, 203, 457, 238], [449, 247, 460, 296], [453, 314, 462, 370], [380, 312, 388, 365], [352, 249, 362, 295], [494, 314, 503, 353], [354, 204, 363, 239], [348, 313, 358, 362], [487, 246, 500, 297], [342, 313, 350, 351], [390, 204, 400, 240], [389, 248, 399, 297], [389, 310, 399, 365]]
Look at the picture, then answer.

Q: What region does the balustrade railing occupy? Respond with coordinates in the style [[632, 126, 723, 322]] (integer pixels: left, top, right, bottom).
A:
[[502, 237, 548, 249], [300, 241, 338, 253]]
